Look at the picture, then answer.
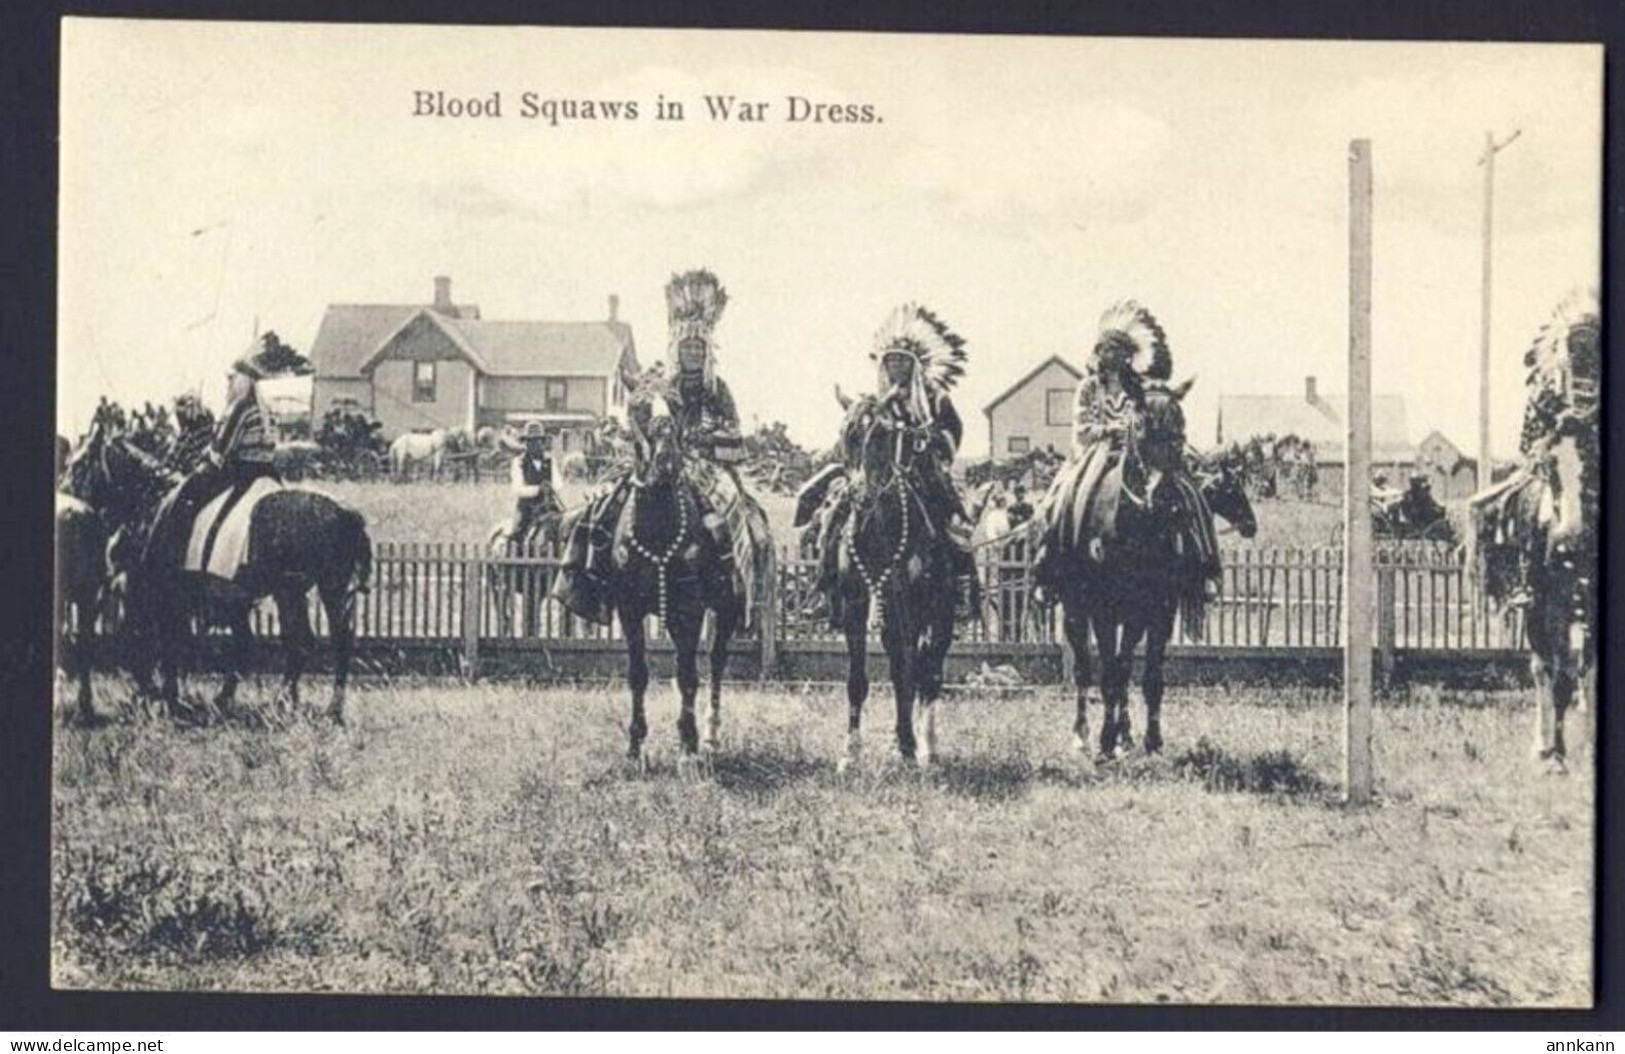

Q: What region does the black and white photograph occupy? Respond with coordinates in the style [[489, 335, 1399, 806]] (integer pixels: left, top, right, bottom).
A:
[[50, 20, 1601, 1007]]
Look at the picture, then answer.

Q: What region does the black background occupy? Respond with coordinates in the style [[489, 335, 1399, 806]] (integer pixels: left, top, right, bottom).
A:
[[3, 0, 1620, 1031]]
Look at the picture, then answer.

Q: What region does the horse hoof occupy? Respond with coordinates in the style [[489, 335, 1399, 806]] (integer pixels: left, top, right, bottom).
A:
[[1542, 755, 1569, 777], [1072, 733, 1089, 755]]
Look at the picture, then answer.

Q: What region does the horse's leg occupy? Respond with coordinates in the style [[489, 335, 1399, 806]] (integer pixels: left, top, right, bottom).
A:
[[1114, 616, 1145, 754], [157, 593, 183, 719], [1063, 594, 1095, 758], [1091, 609, 1123, 759], [914, 595, 956, 766], [217, 602, 253, 719], [274, 586, 311, 715], [622, 611, 650, 762], [1141, 603, 1175, 755], [672, 613, 702, 757], [319, 580, 355, 725], [703, 602, 739, 753], [884, 609, 918, 763], [840, 595, 869, 772], [1527, 596, 1560, 764], [74, 590, 95, 723]]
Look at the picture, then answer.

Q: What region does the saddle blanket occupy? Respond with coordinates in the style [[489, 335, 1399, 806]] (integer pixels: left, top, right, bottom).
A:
[[184, 477, 283, 579]]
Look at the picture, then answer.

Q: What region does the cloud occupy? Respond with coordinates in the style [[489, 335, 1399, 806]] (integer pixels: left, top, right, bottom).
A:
[[417, 180, 541, 221], [890, 98, 1172, 223]]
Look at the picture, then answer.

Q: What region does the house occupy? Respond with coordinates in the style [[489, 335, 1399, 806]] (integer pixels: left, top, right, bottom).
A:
[[1415, 429, 1479, 500], [1215, 375, 1417, 493], [309, 276, 639, 450], [982, 355, 1083, 459]]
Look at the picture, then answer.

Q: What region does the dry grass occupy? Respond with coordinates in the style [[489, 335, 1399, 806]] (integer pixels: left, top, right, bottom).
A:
[[309, 480, 805, 547], [52, 677, 1592, 1005]]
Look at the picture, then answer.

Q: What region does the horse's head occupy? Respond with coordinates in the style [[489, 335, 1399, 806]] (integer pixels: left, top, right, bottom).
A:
[[1198, 456, 1258, 539], [628, 380, 684, 487], [1132, 377, 1194, 481], [834, 385, 927, 490]]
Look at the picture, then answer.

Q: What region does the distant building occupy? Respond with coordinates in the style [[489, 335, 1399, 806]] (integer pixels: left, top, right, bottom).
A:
[[982, 355, 1082, 459], [1415, 428, 1479, 500], [308, 276, 639, 449], [1216, 374, 1418, 493]]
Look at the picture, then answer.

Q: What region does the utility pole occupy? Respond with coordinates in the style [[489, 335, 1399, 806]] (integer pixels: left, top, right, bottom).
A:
[[1345, 139, 1374, 806], [1477, 128, 1520, 490]]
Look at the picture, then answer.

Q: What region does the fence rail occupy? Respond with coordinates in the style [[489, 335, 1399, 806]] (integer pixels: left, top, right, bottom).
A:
[[90, 535, 1527, 679]]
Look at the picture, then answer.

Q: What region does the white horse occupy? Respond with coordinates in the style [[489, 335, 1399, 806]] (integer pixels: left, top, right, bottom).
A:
[[389, 429, 446, 481]]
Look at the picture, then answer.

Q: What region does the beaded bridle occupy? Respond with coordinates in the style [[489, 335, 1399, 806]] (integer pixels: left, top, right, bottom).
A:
[[840, 398, 932, 630], [624, 391, 691, 632]]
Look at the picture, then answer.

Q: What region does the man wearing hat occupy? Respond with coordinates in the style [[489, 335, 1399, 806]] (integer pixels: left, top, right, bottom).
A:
[[503, 420, 563, 548], [140, 338, 282, 578]]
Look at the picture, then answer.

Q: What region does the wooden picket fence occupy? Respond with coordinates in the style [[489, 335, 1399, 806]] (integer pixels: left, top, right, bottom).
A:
[[91, 534, 1527, 679]]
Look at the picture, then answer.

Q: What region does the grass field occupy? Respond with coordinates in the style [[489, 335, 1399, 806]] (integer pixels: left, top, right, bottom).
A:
[[51, 678, 1592, 1005], [306, 479, 1362, 554]]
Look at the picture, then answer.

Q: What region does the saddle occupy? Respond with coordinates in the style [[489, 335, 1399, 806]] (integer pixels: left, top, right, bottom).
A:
[[183, 476, 284, 580]]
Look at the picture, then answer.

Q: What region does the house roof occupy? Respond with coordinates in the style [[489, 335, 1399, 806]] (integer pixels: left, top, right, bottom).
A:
[[310, 303, 480, 379], [1216, 391, 1413, 463], [444, 317, 636, 376], [343, 308, 637, 379], [983, 355, 1082, 416]]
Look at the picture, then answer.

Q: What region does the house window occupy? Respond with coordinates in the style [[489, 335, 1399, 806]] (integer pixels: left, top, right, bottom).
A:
[[413, 361, 436, 402], [1008, 436, 1031, 455], [545, 379, 568, 412], [1046, 388, 1072, 427]]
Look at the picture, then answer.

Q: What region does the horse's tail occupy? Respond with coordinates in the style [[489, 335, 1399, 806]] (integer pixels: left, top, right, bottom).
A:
[[343, 507, 372, 596]]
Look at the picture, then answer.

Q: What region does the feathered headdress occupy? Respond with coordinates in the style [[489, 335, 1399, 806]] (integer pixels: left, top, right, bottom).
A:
[[1094, 300, 1172, 380], [1524, 286, 1599, 375], [665, 269, 728, 390], [870, 303, 968, 394]]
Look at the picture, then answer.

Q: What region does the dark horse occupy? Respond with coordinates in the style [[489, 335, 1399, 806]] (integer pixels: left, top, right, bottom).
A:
[[1055, 378, 1243, 763], [55, 487, 109, 724], [69, 421, 373, 724], [609, 385, 743, 763], [830, 389, 959, 769]]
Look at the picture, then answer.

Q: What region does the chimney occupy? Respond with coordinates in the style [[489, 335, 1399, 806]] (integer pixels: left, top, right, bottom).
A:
[[433, 275, 453, 314], [1305, 375, 1318, 404], [607, 294, 620, 322]]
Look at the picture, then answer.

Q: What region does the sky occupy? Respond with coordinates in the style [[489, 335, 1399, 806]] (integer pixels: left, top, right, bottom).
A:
[[59, 22, 1601, 458]]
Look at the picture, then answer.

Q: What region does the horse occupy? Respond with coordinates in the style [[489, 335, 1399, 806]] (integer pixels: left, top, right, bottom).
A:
[[486, 511, 568, 637], [1470, 428, 1596, 772], [72, 423, 373, 724], [54, 490, 108, 723], [608, 384, 743, 763], [389, 429, 446, 481], [829, 389, 959, 769], [1054, 378, 1229, 763]]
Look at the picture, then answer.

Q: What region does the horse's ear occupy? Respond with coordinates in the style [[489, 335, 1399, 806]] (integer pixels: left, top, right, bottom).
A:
[[1172, 375, 1196, 400], [834, 385, 852, 411]]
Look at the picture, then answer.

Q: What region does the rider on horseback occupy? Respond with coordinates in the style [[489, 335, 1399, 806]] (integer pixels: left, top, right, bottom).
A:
[[503, 420, 563, 548], [554, 269, 746, 623], [806, 303, 978, 624], [139, 338, 283, 580], [1030, 300, 1221, 606]]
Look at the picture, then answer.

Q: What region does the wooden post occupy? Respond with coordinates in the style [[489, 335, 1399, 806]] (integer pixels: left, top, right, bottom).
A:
[[462, 548, 482, 680], [759, 544, 779, 679], [1376, 558, 1397, 688], [1477, 128, 1520, 490], [1344, 138, 1375, 805]]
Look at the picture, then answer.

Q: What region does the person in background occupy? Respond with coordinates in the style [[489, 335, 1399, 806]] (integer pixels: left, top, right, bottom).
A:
[[1007, 483, 1034, 528], [505, 420, 563, 548]]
